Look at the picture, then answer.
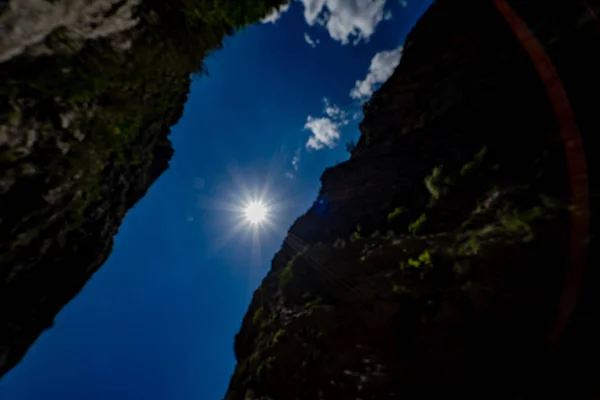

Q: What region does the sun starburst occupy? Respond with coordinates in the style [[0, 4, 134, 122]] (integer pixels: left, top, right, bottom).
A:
[[244, 200, 269, 225]]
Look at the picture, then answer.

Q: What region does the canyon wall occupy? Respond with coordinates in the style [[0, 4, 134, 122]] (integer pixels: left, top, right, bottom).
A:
[[225, 1, 599, 398]]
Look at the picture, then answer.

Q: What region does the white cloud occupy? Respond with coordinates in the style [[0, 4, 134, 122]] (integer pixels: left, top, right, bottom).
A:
[[399, 0, 408, 8], [305, 116, 341, 150], [350, 45, 403, 100], [300, 0, 326, 24], [323, 97, 348, 122], [299, 0, 386, 44], [304, 32, 319, 48], [384, 10, 393, 20], [261, 3, 291, 24], [305, 99, 350, 150], [292, 147, 301, 170]]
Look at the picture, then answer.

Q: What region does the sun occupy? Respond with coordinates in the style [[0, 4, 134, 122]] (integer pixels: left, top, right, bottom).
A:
[[244, 201, 269, 225]]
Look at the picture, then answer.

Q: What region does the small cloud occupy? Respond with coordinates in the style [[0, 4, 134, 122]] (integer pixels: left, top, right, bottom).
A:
[[305, 99, 351, 150], [324, 98, 350, 126], [292, 147, 301, 170], [384, 10, 393, 20], [285, 172, 295, 179], [299, 0, 386, 45], [305, 116, 341, 150], [350, 45, 403, 100], [323, 97, 347, 120], [187, 215, 195, 222], [304, 32, 319, 48], [399, 0, 408, 8], [261, 3, 291, 24]]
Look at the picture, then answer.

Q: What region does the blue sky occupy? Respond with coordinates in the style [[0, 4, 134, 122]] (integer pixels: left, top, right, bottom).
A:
[[0, 1, 432, 399]]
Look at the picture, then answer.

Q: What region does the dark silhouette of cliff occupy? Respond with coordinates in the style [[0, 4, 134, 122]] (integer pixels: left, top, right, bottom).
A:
[[0, 0, 288, 378], [225, 1, 599, 398]]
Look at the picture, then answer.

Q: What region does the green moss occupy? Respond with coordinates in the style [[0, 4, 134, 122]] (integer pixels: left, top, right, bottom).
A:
[[497, 207, 542, 242], [248, 352, 259, 364], [458, 204, 547, 256], [408, 213, 427, 234], [459, 234, 480, 255], [252, 307, 265, 326], [410, 258, 421, 268], [393, 284, 409, 294], [460, 161, 475, 176], [460, 146, 488, 176], [418, 249, 434, 266], [256, 356, 276, 378], [424, 166, 444, 199], [278, 259, 294, 288], [400, 249, 435, 274], [350, 224, 362, 242], [387, 206, 405, 222], [273, 329, 286, 343], [304, 296, 322, 309]]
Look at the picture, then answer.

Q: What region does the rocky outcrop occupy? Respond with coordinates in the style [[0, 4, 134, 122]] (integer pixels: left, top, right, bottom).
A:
[[225, 1, 599, 399], [0, 0, 141, 63], [0, 0, 288, 378]]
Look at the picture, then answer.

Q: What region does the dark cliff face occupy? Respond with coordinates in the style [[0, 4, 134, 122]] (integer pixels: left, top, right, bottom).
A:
[[0, 0, 287, 378], [226, 1, 599, 399]]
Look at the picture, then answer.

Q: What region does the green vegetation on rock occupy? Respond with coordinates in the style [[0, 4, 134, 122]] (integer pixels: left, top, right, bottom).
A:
[[408, 213, 427, 234], [252, 307, 266, 327], [279, 258, 294, 289], [350, 224, 362, 242], [425, 165, 445, 200], [387, 206, 405, 221]]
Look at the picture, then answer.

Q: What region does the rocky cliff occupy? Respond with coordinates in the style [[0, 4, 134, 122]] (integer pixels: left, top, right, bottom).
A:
[[225, 1, 599, 398], [0, 0, 287, 378]]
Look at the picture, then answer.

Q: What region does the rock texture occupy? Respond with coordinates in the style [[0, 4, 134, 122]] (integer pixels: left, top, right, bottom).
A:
[[0, 0, 141, 63], [225, 1, 599, 399], [0, 0, 287, 378]]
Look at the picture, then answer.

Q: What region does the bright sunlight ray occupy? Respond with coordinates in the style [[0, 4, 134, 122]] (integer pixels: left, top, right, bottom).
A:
[[244, 201, 268, 224]]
